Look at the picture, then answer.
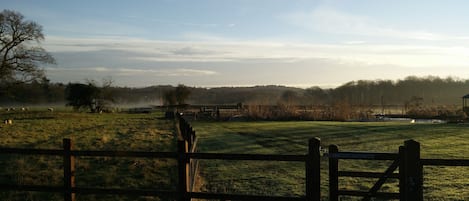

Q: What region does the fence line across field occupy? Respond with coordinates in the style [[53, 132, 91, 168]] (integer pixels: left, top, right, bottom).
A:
[[0, 113, 468, 201], [0, 113, 321, 201]]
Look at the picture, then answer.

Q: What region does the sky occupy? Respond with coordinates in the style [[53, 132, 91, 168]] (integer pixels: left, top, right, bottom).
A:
[[2, 0, 469, 88]]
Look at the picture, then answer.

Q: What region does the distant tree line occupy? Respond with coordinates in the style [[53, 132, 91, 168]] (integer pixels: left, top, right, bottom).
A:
[[1, 76, 468, 113]]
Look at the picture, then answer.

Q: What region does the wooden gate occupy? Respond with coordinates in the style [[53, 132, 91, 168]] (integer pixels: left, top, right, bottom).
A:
[[326, 140, 423, 201]]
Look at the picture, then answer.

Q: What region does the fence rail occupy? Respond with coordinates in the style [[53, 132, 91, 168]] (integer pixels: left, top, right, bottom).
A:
[[188, 152, 307, 161], [325, 152, 398, 160], [421, 158, 469, 166], [0, 148, 179, 158]]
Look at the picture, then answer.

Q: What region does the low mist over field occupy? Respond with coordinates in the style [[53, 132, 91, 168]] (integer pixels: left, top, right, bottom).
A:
[[1, 76, 468, 108]]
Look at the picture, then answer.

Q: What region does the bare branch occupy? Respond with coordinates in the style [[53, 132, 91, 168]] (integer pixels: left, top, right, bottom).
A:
[[0, 9, 53, 83]]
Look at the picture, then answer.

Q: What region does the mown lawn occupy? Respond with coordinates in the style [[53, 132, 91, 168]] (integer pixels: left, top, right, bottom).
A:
[[0, 110, 177, 201], [191, 120, 469, 200]]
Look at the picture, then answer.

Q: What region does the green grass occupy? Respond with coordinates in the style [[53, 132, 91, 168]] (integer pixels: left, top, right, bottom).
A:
[[191, 121, 469, 200], [2, 110, 468, 200], [0, 110, 177, 201]]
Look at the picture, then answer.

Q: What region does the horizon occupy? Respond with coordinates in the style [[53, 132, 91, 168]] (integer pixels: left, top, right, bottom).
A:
[[35, 74, 466, 90], [3, 0, 469, 87]]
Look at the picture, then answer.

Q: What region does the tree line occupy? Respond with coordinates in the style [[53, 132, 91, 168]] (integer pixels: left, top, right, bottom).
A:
[[1, 76, 468, 107]]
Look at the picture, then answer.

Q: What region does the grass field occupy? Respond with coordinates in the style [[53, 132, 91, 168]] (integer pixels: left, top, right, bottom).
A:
[[191, 120, 469, 200], [0, 110, 176, 201], [2, 109, 468, 201]]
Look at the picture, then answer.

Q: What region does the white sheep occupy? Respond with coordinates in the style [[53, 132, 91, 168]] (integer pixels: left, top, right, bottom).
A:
[[48, 108, 54, 112]]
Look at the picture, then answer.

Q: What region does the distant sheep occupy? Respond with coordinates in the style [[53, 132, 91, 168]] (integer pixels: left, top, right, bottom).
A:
[[4, 119, 12, 125], [48, 108, 54, 112], [21, 107, 29, 111]]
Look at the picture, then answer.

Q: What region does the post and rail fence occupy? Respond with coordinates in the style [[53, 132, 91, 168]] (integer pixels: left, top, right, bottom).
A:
[[175, 112, 321, 201], [0, 113, 469, 201]]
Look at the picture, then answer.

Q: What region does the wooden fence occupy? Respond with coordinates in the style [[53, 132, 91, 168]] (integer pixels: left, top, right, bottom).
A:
[[176, 113, 321, 201], [0, 140, 179, 200], [0, 113, 469, 201], [0, 114, 321, 201]]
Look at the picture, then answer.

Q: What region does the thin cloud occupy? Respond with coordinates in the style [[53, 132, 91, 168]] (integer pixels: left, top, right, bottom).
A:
[[116, 68, 217, 77], [45, 35, 469, 67], [343, 41, 366, 45], [284, 6, 469, 41], [170, 69, 218, 76], [172, 47, 220, 56], [149, 18, 235, 28], [46, 67, 217, 77]]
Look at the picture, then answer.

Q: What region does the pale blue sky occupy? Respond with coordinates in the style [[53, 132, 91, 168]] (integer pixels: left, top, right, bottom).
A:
[[3, 0, 469, 87]]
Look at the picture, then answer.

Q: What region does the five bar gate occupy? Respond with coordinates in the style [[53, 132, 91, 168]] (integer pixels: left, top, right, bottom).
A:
[[326, 140, 423, 201]]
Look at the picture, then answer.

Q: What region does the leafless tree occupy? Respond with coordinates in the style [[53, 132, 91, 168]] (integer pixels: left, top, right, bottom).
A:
[[0, 10, 55, 83]]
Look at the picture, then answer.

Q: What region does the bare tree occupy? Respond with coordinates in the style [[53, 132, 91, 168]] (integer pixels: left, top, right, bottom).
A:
[[0, 10, 55, 83], [175, 84, 191, 105], [163, 84, 191, 106]]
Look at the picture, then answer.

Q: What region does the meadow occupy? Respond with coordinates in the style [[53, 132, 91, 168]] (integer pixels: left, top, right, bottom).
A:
[[192, 120, 469, 200], [1, 109, 469, 201], [0, 109, 176, 201]]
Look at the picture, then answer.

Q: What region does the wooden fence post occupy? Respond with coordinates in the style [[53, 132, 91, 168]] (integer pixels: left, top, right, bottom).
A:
[[178, 139, 190, 201], [399, 145, 406, 201], [402, 140, 423, 201], [63, 139, 75, 201], [329, 144, 339, 201], [306, 137, 321, 201]]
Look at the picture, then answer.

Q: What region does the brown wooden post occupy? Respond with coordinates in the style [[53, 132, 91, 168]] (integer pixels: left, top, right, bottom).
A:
[[399, 145, 405, 201], [187, 126, 193, 149], [306, 137, 321, 201], [402, 140, 423, 201], [63, 139, 75, 201], [177, 139, 190, 201], [329, 144, 339, 201]]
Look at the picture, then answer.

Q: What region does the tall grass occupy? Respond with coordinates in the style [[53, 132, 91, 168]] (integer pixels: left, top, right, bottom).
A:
[[192, 121, 469, 200], [0, 110, 177, 201]]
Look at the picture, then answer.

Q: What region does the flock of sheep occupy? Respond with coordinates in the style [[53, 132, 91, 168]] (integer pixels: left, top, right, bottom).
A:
[[2, 107, 54, 112], [2, 107, 54, 125]]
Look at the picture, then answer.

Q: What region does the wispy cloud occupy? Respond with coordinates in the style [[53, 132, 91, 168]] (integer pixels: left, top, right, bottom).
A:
[[43, 33, 469, 87], [115, 68, 217, 77], [149, 18, 236, 28], [45, 34, 469, 67], [47, 67, 217, 76], [284, 6, 469, 41]]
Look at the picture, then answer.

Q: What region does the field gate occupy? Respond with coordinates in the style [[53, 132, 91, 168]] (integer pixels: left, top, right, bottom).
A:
[[326, 140, 422, 201]]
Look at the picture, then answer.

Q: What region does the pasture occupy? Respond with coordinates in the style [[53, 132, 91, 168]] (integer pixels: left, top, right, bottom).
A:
[[0, 110, 176, 201], [192, 120, 469, 200], [1, 109, 469, 201]]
